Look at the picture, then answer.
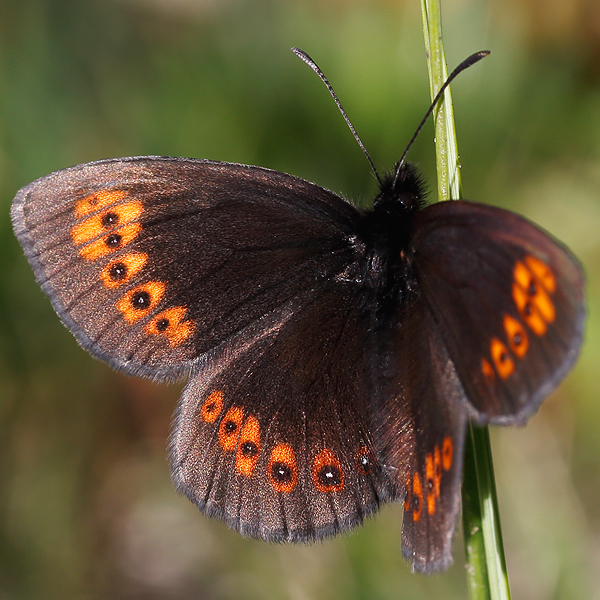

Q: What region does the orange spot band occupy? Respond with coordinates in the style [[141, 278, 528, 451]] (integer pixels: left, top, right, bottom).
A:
[[100, 252, 148, 288], [74, 189, 128, 218], [201, 391, 223, 423], [116, 280, 165, 324], [218, 406, 243, 452], [312, 448, 344, 493], [269, 443, 297, 493], [236, 415, 261, 477], [79, 223, 141, 261]]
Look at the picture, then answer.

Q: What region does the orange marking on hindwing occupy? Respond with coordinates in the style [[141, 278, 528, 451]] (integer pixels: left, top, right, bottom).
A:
[[146, 306, 195, 347], [268, 443, 297, 493], [442, 437, 453, 471], [525, 255, 556, 293], [503, 314, 529, 358], [116, 281, 165, 323], [74, 189, 128, 218], [236, 415, 261, 477], [218, 406, 244, 452], [412, 472, 423, 522], [481, 358, 496, 385], [71, 200, 143, 245], [100, 252, 147, 288], [425, 453, 436, 515], [490, 337, 515, 379], [355, 445, 374, 475], [79, 223, 141, 261], [433, 445, 442, 497], [201, 391, 223, 423], [312, 449, 345, 493]]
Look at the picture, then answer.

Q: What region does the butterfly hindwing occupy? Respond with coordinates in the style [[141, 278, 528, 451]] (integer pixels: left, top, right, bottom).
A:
[[171, 284, 395, 541], [11, 157, 360, 381], [410, 200, 585, 425], [370, 298, 467, 573]]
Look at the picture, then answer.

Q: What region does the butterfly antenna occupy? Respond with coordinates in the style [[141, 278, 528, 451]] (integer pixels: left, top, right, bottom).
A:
[[292, 47, 382, 186], [394, 50, 490, 187]]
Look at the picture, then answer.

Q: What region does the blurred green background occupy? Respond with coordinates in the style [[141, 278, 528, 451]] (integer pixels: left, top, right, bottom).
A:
[[1, 0, 599, 598]]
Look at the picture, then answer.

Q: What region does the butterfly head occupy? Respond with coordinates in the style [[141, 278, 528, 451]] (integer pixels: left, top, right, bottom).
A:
[[375, 161, 427, 215]]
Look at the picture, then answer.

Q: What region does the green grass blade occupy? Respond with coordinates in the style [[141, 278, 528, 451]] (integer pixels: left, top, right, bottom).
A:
[[419, 2, 511, 598]]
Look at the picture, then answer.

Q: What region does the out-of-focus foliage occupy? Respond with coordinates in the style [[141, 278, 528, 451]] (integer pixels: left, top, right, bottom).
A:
[[1, 0, 599, 598]]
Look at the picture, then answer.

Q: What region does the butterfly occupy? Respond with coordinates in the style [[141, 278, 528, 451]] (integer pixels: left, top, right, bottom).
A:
[[11, 50, 585, 574]]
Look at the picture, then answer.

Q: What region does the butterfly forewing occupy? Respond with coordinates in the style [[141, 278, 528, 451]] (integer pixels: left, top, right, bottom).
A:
[[410, 201, 585, 425], [11, 157, 361, 381]]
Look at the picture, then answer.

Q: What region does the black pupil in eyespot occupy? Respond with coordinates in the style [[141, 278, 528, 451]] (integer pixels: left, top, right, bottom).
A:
[[224, 420, 237, 434], [241, 441, 258, 457], [102, 212, 119, 228], [109, 262, 127, 281], [156, 318, 169, 332], [105, 233, 122, 248], [271, 462, 292, 483], [131, 290, 151, 309], [514, 332, 521, 345], [317, 465, 341, 487]]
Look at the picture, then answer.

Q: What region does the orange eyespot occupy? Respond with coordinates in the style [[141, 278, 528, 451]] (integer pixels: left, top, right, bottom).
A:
[[433, 445, 442, 498], [100, 253, 148, 288], [146, 306, 195, 347], [269, 444, 297, 493], [525, 255, 556, 293], [425, 453, 436, 515], [512, 259, 556, 335], [412, 472, 423, 522], [71, 201, 143, 246], [355, 445, 374, 475], [116, 281, 165, 323], [236, 415, 261, 477], [490, 337, 515, 379], [201, 391, 223, 423], [503, 314, 529, 359], [79, 223, 141, 261], [312, 449, 345, 493], [442, 437, 453, 471], [481, 358, 496, 385], [512, 283, 547, 335], [218, 406, 244, 452], [74, 189, 128, 218]]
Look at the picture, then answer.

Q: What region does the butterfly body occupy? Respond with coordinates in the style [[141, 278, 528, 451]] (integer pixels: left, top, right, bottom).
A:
[[12, 155, 585, 573]]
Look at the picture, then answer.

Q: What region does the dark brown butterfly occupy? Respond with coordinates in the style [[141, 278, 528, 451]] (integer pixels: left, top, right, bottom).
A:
[[10, 51, 585, 573]]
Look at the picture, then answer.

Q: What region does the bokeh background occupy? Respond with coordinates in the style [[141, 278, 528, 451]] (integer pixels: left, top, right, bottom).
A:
[[1, 0, 599, 598]]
